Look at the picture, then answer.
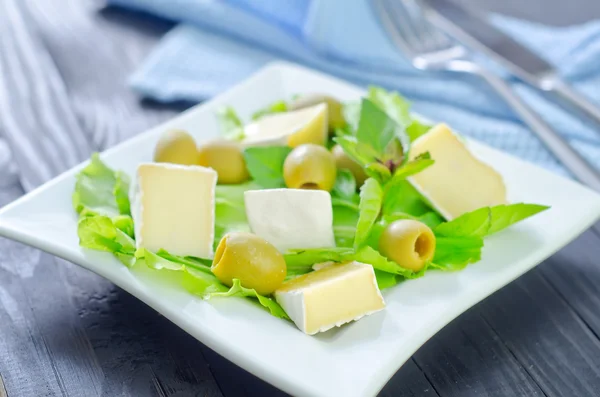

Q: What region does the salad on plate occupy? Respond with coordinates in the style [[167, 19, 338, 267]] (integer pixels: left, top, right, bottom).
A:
[[73, 87, 548, 335]]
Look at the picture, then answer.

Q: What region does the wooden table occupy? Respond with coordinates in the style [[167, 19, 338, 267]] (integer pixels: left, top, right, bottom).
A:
[[1, 1, 600, 396]]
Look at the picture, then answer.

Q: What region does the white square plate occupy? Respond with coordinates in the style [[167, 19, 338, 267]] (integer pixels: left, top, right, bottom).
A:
[[1, 62, 600, 397]]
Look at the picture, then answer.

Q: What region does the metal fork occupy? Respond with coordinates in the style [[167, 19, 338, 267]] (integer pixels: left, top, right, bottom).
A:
[[373, 0, 600, 192]]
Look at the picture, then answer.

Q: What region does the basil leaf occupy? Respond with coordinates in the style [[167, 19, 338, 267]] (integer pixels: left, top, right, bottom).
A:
[[434, 203, 549, 238], [367, 86, 412, 129], [434, 207, 492, 238], [406, 119, 433, 141], [382, 179, 433, 217], [432, 236, 484, 271], [365, 162, 392, 185], [354, 178, 383, 250], [488, 203, 550, 235], [356, 99, 399, 155], [391, 152, 434, 180], [243, 146, 292, 188], [333, 135, 379, 166]]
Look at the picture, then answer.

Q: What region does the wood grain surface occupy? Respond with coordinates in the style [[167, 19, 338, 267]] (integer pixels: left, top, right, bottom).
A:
[[0, 0, 600, 396]]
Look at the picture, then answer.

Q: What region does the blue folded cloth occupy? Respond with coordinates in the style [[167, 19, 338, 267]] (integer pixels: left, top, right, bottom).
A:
[[108, 0, 600, 175]]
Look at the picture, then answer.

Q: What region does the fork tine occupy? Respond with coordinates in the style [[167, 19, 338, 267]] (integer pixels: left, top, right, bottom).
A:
[[374, 0, 454, 58], [373, 0, 418, 56]]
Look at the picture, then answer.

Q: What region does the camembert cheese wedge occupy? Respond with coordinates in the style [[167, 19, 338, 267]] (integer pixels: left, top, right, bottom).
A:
[[244, 188, 335, 252], [275, 262, 385, 335], [131, 163, 217, 258], [409, 124, 508, 220], [242, 103, 328, 147]]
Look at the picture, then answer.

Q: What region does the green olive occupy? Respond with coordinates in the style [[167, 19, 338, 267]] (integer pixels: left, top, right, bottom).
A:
[[283, 144, 337, 191], [211, 232, 286, 295], [197, 140, 250, 184], [378, 220, 436, 272], [154, 129, 199, 165], [290, 94, 346, 131], [331, 144, 368, 186]]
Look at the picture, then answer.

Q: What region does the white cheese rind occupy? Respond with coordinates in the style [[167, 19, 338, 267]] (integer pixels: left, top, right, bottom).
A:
[[241, 103, 327, 147], [244, 188, 335, 252], [408, 124, 507, 220], [275, 262, 385, 335], [132, 162, 217, 258]]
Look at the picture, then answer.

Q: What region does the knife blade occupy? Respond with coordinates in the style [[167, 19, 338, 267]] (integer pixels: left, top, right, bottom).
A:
[[422, 0, 600, 129]]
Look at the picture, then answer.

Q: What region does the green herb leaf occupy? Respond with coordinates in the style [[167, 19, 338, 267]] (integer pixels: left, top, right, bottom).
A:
[[434, 203, 549, 238], [432, 236, 484, 271], [364, 162, 392, 185], [392, 152, 434, 180], [366, 87, 411, 158], [488, 203, 550, 235], [342, 101, 361, 131], [332, 201, 359, 248], [382, 179, 433, 217], [73, 153, 131, 217], [356, 99, 399, 155], [333, 135, 379, 166], [206, 278, 289, 319], [252, 100, 288, 120], [406, 119, 433, 141], [434, 207, 492, 238], [216, 106, 245, 141], [243, 146, 292, 188], [332, 169, 357, 200], [367, 86, 412, 129], [354, 178, 383, 250]]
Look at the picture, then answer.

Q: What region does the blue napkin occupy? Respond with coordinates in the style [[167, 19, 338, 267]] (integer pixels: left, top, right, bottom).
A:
[[108, 0, 600, 175]]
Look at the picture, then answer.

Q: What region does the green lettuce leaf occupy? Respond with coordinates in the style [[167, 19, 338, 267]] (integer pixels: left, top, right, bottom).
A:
[[252, 100, 288, 120], [354, 178, 383, 250], [283, 247, 355, 276], [243, 146, 292, 188], [354, 246, 425, 279], [332, 201, 359, 248], [183, 270, 289, 319], [332, 169, 357, 201], [374, 270, 401, 290], [77, 215, 136, 266], [214, 183, 256, 246], [210, 279, 289, 319], [216, 106, 245, 141], [73, 153, 131, 217]]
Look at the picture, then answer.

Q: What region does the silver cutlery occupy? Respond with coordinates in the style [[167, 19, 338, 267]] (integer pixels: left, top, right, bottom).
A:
[[372, 0, 600, 192], [423, 0, 600, 132]]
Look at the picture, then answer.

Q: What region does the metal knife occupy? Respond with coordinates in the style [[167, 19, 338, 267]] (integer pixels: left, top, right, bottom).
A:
[[422, 0, 600, 130]]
